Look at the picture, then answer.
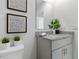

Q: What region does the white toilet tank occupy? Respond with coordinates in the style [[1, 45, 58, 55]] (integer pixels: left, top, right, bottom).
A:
[[0, 44, 24, 59]]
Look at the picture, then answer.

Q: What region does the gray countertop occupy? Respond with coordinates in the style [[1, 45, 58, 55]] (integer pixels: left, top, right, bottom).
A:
[[35, 30, 74, 41], [42, 34, 72, 41]]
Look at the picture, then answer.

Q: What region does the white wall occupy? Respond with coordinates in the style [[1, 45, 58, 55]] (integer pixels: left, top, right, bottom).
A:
[[0, 0, 36, 59], [54, 0, 78, 29]]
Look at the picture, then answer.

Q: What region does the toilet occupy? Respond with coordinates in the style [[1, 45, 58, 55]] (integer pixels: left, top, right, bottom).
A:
[[0, 44, 24, 59]]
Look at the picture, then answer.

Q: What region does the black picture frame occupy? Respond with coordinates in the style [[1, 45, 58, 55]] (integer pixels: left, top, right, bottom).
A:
[[7, 13, 27, 33], [7, 0, 27, 12]]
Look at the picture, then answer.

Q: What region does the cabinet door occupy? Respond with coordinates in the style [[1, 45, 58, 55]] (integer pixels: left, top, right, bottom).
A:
[[52, 44, 72, 59], [63, 44, 72, 59], [52, 48, 63, 59]]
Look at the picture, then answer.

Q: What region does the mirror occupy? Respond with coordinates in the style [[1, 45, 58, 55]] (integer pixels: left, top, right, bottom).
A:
[[35, 0, 55, 30]]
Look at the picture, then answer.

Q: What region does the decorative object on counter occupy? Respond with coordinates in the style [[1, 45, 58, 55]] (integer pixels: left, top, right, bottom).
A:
[[40, 33, 47, 37], [7, 0, 27, 12], [14, 35, 21, 46], [48, 18, 61, 34], [1, 37, 10, 48], [7, 13, 27, 33]]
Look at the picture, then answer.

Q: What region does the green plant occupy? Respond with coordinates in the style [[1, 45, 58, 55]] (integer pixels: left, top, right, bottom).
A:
[[14, 35, 20, 41], [48, 19, 60, 30], [2, 37, 9, 44]]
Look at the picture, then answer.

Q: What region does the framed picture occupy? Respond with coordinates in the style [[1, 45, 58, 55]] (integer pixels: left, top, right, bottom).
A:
[[7, 14, 27, 33], [7, 0, 27, 12]]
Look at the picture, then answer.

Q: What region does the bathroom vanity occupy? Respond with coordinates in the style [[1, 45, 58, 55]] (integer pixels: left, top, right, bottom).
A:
[[37, 34, 73, 59]]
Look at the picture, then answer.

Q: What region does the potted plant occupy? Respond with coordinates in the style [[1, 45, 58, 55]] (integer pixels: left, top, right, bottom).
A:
[[14, 35, 21, 46], [48, 19, 61, 34], [1, 37, 10, 48]]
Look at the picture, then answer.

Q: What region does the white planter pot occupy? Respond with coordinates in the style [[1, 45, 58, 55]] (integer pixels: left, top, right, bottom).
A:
[[2, 43, 10, 49], [14, 41, 21, 46], [53, 30, 56, 34]]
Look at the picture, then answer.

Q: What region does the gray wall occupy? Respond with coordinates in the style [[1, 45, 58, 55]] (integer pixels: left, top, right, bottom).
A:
[[0, 0, 36, 59]]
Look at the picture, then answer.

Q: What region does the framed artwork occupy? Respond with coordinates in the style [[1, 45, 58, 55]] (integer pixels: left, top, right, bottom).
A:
[[7, 14, 27, 33], [7, 0, 27, 12]]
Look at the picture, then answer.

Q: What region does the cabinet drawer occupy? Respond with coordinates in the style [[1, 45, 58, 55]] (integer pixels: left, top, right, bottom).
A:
[[52, 37, 72, 50]]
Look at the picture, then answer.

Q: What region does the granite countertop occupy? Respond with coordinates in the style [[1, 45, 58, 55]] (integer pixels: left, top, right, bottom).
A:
[[42, 34, 72, 41]]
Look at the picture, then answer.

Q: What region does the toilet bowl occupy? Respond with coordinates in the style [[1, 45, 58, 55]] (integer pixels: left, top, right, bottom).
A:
[[0, 44, 24, 59]]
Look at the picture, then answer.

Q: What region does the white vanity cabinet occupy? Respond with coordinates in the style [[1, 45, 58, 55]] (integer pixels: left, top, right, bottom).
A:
[[37, 34, 73, 59]]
